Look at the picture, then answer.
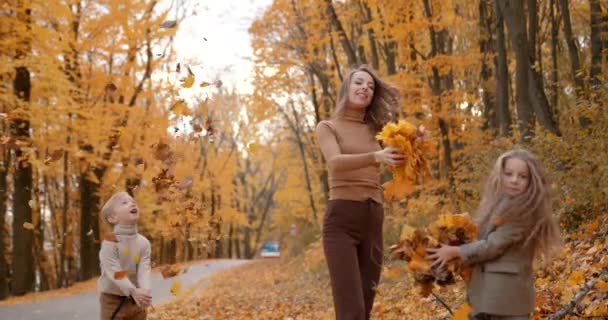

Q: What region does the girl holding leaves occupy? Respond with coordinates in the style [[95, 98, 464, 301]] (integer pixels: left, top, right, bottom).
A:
[[315, 65, 403, 320], [427, 149, 562, 320]]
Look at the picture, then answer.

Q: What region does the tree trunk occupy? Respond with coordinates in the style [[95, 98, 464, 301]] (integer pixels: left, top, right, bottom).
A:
[[495, 0, 512, 136], [550, 0, 559, 111], [324, 0, 358, 67], [589, 0, 603, 91], [422, 0, 458, 210], [79, 165, 102, 280], [243, 227, 252, 259], [59, 140, 69, 288], [289, 102, 318, 223], [12, 68, 34, 295], [234, 227, 241, 259], [558, 0, 584, 96], [526, 0, 561, 135], [498, 0, 536, 141], [480, 0, 497, 131], [227, 223, 233, 258], [360, 2, 379, 70], [0, 144, 10, 299], [11, 1, 34, 293]]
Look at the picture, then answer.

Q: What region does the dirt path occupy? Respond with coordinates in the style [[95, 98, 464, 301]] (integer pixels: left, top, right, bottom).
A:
[[0, 259, 249, 320]]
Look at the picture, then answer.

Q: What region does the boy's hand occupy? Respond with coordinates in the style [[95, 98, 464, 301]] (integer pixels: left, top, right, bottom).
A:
[[130, 288, 152, 307]]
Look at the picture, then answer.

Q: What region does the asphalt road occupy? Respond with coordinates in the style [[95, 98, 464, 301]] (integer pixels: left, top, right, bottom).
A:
[[0, 259, 249, 320]]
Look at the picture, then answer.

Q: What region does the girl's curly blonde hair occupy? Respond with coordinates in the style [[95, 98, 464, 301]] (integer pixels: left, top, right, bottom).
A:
[[475, 149, 562, 264]]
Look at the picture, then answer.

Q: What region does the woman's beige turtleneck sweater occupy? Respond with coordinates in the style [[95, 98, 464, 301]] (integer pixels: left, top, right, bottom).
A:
[[316, 107, 383, 203]]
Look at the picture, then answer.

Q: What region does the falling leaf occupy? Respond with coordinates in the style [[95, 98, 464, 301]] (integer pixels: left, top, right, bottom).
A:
[[452, 303, 472, 320], [193, 124, 203, 132], [0, 136, 13, 145], [152, 139, 173, 162], [114, 270, 128, 280], [136, 163, 145, 175], [103, 233, 118, 242], [170, 279, 182, 295], [200, 81, 211, 88], [215, 79, 223, 88], [491, 215, 504, 226], [161, 264, 185, 279], [28, 199, 34, 208], [44, 149, 64, 164], [176, 63, 181, 73], [383, 180, 414, 201], [247, 143, 259, 155], [160, 20, 177, 29], [132, 254, 140, 264], [182, 74, 195, 88], [122, 250, 130, 257], [171, 100, 192, 117], [203, 37, 207, 41], [177, 176, 193, 190], [87, 229, 93, 236], [23, 222, 34, 230], [86, 171, 100, 184], [384, 267, 402, 281], [567, 270, 585, 286]]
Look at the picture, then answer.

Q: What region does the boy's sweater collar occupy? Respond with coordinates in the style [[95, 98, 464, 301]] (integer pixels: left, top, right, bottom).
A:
[[113, 224, 137, 236]]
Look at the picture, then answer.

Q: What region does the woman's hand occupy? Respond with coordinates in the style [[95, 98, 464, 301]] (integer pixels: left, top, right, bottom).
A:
[[426, 244, 460, 269], [374, 147, 405, 166]]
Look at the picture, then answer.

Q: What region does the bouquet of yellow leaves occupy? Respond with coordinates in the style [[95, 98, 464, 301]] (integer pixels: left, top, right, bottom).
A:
[[375, 120, 434, 200], [390, 213, 478, 297]]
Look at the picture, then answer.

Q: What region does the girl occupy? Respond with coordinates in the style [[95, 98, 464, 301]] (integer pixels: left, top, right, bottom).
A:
[[316, 65, 405, 320], [427, 149, 562, 320]]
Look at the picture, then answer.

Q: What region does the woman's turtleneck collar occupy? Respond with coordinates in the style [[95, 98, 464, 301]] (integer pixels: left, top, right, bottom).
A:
[[342, 107, 366, 123], [113, 224, 138, 236]]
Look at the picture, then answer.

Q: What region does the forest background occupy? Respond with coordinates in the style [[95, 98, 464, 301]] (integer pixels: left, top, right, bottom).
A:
[[0, 0, 606, 318]]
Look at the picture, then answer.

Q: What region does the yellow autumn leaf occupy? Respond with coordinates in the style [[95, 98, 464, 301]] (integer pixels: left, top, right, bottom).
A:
[[200, 81, 211, 88], [160, 20, 177, 28], [567, 270, 585, 286], [452, 303, 472, 320], [407, 255, 431, 273], [132, 254, 140, 264], [170, 279, 182, 295], [182, 74, 194, 88], [171, 100, 192, 116], [122, 250, 130, 257], [247, 142, 259, 154], [44, 149, 64, 164], [114, 270, 128, 280], [595, 280, 607, 292], [383, 267, 402, 281], [86, 171, 100, 184]]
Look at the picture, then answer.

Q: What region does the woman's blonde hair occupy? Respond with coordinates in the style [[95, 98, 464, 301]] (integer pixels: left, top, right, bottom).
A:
[[475, 149, 562, 263], [333, 65, 399, 132]]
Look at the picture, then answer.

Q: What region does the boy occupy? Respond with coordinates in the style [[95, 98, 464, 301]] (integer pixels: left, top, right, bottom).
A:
[[98, 191, 152, 320]]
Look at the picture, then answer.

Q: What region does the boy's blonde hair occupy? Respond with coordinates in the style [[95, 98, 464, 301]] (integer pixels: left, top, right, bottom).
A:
[[101, 191, 130, 226]]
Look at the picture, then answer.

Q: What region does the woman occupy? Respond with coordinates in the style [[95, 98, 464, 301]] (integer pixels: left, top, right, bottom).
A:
[[316, 65, 405, 320]]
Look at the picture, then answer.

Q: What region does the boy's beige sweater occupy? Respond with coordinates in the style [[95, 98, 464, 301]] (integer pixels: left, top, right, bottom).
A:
[[97, 224, 151, 296]]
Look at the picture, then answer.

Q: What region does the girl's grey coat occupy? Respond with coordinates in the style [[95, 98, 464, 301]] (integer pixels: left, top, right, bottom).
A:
[[460, 217, 535, 316]]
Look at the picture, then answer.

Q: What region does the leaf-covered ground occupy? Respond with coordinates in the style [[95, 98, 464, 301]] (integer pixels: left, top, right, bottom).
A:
[[152, 218, 607, 320]]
